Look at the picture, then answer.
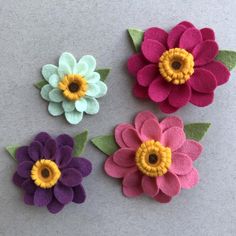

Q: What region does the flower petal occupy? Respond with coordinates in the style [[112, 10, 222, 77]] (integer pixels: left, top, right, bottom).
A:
[[123, 170, 142, 187], [62, 100, 75, 112], [56, 134, 74, 149], [49, 74, 60, 88], [144, 27, 168, 46], [122, 128, 142, 149], [192, 40, 219, 66], [148, 77, 172, 102], [56, 146, 73, 168], [28, 141, 43, 161], [16, 146, 31, 163], [160, 116, 183, 132], [189, 68, 217, 93], [48, 102, 64, 116], [47, 197, 64, 214], [200, 28, 215, 41], [161, 127, 186, 151], [122, 185, 143, 197], [40, 84, 53, 101], [42, 64, 58, 81], [49, 88, 64, 102], [190, 90, 214, 107], [142, 175, 159, 197], [68, 158, 92, 177], [43, 138, 57, 159], [54, 182, 73, 204], [158, 99, 179, 114], [73, 61, 88, 76], [65, 111, 83, 125], [133, 82, 149, 99], [24, 193, 34, 205], [58, 63, 72, 78], [140, 118, 161, 141], [167, 24, 186, 49], [113, 148, 136, 167], [156, 172, 180, 196], [34, 188, 53, 207], [73, 184, 86, 203], [75, 98, 87, 112], [178, 21, 194, 28], [141, 39, 166, 63], [85, 97, 99, 114], [12, 172, 25, 187], [86, 72, 100, 83], [127, 53, 147, 77], [22, 179, 37, 194], [79, 55, 96, 75], [86, 83, 99, 97], [178, 167, 199, 189], [137, 64, 159, 87], [34, 132, 51, 146], [60, 168, 82, 187], [59, 52, 76, 72], [153, 191, 172, 203], [94, 81, 107, 98], [115, 123, 133, 148]]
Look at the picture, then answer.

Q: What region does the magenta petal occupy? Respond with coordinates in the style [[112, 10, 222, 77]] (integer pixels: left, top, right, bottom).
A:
[[148, 77, 172, 102], [153, 191, 172, 203], [123, 170, 142, 187], [189, 68, 217, 93], [200, 28, 215, 41], [22, 179, 37, 194], [115, 123, 133, 148], [56, 134, 74, 149], [178, 21, 194, 28], [47, 197, 64, 214], [34, 132, 51, 146], [56, 146, 73, 168], [17, 161, 33, 178], [141, 39, 166, 63], [167, 24, 186, 49], [156, 172, 180, 197], [73, 184, 86, 203], [34, 188, 53, 207], [28, 141, 43, 161], [159, 99, 179, 114], [122, 128, 142, 149], [177, 140, 203, 161], [12, 172, 25, 187], [160, 116, 183, 132], [190, 90, 214, 107], [168, 83, 191, 108], [16, 146, 31, 163], [60, 168, 82, 187], [140, 118, 162, 141], [142, 175, 159, 197], [144, 27, 168, 46], [192, 40, 219, 66], [24, 193, 34, 205], [43, 138, 57, 160], [68, 158, 92, 177], [122, 185, 143, 197], [137, 64, 159, 87], [127, 53, 147, 77], [54, 182, 73, 204], [202, 61, 230, 86], [133, 82, 149, 99], [113, 148, 136, 167], [178, 167, 199, 189]]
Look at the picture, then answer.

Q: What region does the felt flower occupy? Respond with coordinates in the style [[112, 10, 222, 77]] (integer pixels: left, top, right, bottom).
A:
[[40, 52, 108, 124], [128, 21, 230, 113], [104, 111, 202, 202], [12, 132, 92, 214]]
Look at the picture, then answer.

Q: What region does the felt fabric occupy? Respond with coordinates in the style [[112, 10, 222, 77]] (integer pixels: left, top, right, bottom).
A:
[[184, 123, 211, 141], [12, 132, 92, 214], [127, 21, 231, 113], [73, 130, 88, 156], [5, 145, 19, 160], [128, 28, 144, 52]]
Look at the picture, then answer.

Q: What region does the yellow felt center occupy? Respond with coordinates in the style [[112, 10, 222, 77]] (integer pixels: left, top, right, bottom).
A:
[[31, 159, 61, 189], [135, 140, 172, 177], [158, 48, 194, 85], [58, 74, 87, 101]]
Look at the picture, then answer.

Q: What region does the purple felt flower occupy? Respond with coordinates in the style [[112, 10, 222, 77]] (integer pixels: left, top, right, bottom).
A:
[[13, 132, 92, 214]]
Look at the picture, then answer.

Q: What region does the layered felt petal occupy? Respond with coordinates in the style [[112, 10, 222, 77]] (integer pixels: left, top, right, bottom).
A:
[[56, 146, 73, 168], [65, 111, 83, 125], [34, 188, 53, 207], [190, 90, 214, 107], [122, 128, 142, 149], [167, 24, 186, 48], [85, 97, 99, 114], [137, 64, 159, 87], [60, 168, 82, 187], [17, 161, 33, 178], [127, 53, 147, 77], [24, 193, 34, 205], [34, 132, 51, 146], [79, 55, 96, 75], [73, 61, 88, 76], [153, 191, 172, 203], [56, 134, 74, 149], [144, 27, 168, 46], [75, 98, 87, 112], [47, 197, 64, 214], [160, 116, 183, 132], [95, 81, 108, 98], [12, 172, 25, 187], [16, 146, 31, 163], [41, 84, 53, 101], [159, 99, 179, 114], [54, 182, 73, 204], [73, 184, 86, 203], [140, 118, 161, 141], [122, 185, 143, 197], [43, 138, 56, 159], [115, 123, 133, 148], [48, 102, 64, 116], [86, 83, 99, 97], [86, 72, 100, 84], [59, 52, 76, 72], [28, 141, 43, 161], [62, 100, 75, 112], [42, 64, 58, 81], [22, 179, 37, 194], [178, 21, 194, 28], [178, 167, 199, 189], [133, 83, 149, 99], [200, 28, 215, 41], [49, 74, 60, 88], [68, 158, 92, 177], [49, 88, 64, 103], [113, 148, 136, 167], [142, 175, 159, 197]]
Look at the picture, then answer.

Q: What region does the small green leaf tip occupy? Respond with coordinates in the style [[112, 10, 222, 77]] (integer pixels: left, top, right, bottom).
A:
[[34, 80, 48, 89], [216, 50, 236, 71], [184, 123, 211, 141], [91, 135, 119, 156], [73, 130, 89, 156], [128, 28, 144, 52], [95, 68, 111, 82], [5, 145, 19, 160]]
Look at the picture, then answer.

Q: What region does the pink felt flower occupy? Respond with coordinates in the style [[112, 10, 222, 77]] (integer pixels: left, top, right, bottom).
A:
[[104, 111, 203, 202], [128, 21, 230, 113]]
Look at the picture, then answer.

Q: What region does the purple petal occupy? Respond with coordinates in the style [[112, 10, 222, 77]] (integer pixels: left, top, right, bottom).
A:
[[56, 134, 74, 149], [28, 141, 43, 161], [43, 138, 57, 160], [12, 172, 25, 187], [56, 146, 73, 168], [33, 188, 53, 207], [22, 179, 37, 194], [47, 197, 64, 214], [16, 146, 31, 163], [68, 158, 92, 177], [24, 193, 34, 205], [73, 184, 86, 204], [60, 168, 82, 187], [54, 182, 73, 204], [17, 161, 33, 178], [34, 132, 52, 146]]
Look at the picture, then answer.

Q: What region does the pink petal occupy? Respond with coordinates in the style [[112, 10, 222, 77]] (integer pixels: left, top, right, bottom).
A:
[[142, 175, 159, 197], [179, 27, 202, 51], [190, 90, 214, 107], [158, 99, 179, 114], [122, 128, 142, 149], [168, 83, 191, 108], [134, 110, 157, 134], [156, 172, 180, 197], [115, 123, 133, 148], [113, 148, 136, 167], [178, 21, 194, 28], [104, 156, 137, 178], [178, 167, 199, 189], [148, 77, 172, 102], [200, 28, 215, 41], [192, 40, 219, 66], [144, 27, 168, 46], [122, 185, 143, 197], [169, 152, 193, 175], [123, 170, 142, 187], [140, 118, 162, 141], [153, 191, 172, 203], [177, 140, 203, 161], [161, 127, 186, 151], [160, 116, 183, 132], [137, 64, 159, 87], [167, 24, 186, 49], [189, 68, 217, 93], [127, 53, 147, 77], [202, 61, 230, 86], [133, 82, 149, 99], [141, 39, 166, 63]]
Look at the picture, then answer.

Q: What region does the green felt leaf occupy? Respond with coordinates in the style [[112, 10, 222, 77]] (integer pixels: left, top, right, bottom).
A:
[[34, 80, 48, 89], [95, 69, 111, 82], [73, 130, 88, 156], [128, 28, 144, 52], [215, 50, 236, 71], [5, 145, 19, 160], [184, 123, 211, 141], [91, 135, 119, 156]]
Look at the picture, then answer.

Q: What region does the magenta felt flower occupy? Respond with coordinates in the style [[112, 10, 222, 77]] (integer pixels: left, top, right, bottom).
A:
[[104, 111, 203, 202], [127, 21, 230, 113]]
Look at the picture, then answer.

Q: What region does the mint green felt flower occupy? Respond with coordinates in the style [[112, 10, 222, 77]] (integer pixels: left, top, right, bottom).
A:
[[39, 52, 109, 125]]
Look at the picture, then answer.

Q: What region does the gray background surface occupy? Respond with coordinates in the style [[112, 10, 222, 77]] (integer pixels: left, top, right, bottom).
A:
[[0, 0, 235, 235]]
